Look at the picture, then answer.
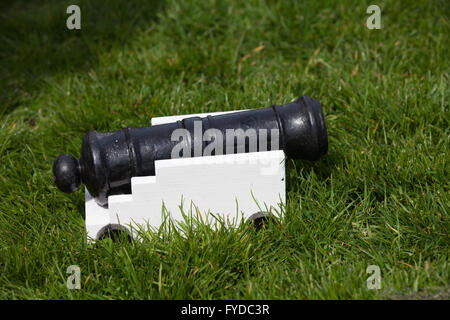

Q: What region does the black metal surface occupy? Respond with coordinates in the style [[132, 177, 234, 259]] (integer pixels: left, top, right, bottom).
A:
[[53, 96, 328, 207]]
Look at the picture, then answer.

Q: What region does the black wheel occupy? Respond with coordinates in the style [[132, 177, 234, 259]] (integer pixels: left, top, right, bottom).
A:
[[97, 224, 132, 242], [249, 212, 276, 231]]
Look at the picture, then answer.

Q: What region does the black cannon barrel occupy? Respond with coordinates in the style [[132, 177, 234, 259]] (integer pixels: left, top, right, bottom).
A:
[[53, 96, 328, 207]]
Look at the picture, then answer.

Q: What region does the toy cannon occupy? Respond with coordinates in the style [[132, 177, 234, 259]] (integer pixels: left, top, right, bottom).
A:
[[53, 96, 328, 208]]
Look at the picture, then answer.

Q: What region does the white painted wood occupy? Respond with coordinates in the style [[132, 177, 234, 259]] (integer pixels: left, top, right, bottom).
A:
[[150, 110, 249, 126], [85, 110, 286, 242]]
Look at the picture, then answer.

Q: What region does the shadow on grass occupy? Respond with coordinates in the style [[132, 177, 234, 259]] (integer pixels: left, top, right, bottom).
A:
[[287, 149, 341, 182], [0, 0, 165, 116]]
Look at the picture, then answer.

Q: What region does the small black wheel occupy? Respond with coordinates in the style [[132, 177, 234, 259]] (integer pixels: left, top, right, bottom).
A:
[[249, 212, 276, 231], [97, 224, 132, 242]]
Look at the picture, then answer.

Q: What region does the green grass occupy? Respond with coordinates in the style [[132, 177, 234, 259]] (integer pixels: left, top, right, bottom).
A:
[[0, 0, 448, 299]]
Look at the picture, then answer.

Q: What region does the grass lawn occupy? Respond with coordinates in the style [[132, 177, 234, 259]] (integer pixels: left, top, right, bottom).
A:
[[0, 0, 448, 299]]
